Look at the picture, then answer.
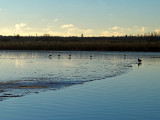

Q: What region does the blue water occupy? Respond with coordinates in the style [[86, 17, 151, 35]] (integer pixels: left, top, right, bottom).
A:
[[0, 51, 160, 120]]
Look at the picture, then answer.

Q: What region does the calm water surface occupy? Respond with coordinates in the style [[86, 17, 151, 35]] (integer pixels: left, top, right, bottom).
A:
[[0, 51, 160, 120]]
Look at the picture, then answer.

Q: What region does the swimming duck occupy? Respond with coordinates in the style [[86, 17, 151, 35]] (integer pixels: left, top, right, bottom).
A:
[[138, 58, 142, 63]]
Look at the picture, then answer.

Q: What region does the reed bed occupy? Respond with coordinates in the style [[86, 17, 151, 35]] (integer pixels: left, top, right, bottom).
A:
[[0, 36, 160, 51]]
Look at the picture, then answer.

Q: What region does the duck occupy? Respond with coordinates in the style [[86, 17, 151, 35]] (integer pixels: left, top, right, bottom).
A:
[[48, 55, 52, 59], [138, 58, 142, 63], [48, 55, 52, 57], [124, 54, 126, 59], [68, 55, 72, 59]]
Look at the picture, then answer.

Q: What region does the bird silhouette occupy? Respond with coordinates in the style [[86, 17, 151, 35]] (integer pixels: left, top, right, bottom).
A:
[[138, 58, 142, 63], [48, 55, 52, 57], [48, 55, 52, 59]]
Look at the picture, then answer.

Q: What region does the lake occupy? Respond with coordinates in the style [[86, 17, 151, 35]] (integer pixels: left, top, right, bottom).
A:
[[0, 51, 160, 120]]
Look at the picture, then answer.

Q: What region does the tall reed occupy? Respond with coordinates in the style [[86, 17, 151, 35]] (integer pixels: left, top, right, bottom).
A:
[[0, 36, 160, 51]]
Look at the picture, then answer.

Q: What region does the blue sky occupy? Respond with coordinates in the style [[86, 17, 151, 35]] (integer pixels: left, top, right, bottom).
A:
[[0, 0, 160, 36]]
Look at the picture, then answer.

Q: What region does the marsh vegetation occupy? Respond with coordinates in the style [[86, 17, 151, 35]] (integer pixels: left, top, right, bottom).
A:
[[0, 35, 160, 51]]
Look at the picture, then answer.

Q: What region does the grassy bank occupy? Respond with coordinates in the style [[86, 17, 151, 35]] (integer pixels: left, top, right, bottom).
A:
[[0, 36, 160, 51]]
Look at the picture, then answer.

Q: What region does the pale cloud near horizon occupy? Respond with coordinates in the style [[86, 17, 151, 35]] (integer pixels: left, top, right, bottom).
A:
[[0, 21, 152, 37], [61, 24, 75, 29], [48, 31, 62, 36], [155, 29, 160, 33], [15, 23, 27, 32], [141, 27, 145, 32], [101, 26, 148, 36], [0, 27, 14, 36], [14, 23, 34, 35], [133, 26, 147, 34], [12, 22, 93, 36], [112, 26, 120, 30], [102, 26, 126, 36], [61, 24, 93, 36], [101, 31, 110, 36], [79, 29, 93, 34], [101, 30, 124, 36]]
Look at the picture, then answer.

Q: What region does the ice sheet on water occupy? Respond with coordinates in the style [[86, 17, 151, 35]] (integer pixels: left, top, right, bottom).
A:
[[0, 51, 135, 101]]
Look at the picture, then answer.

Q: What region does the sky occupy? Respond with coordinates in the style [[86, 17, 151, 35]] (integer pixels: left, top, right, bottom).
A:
[[0, 0, 160, 36]]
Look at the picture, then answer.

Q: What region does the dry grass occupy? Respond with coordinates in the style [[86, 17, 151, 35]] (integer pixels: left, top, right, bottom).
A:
[[0, 36, 160, 51]]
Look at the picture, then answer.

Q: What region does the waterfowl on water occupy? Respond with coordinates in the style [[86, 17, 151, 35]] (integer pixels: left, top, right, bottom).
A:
[[48, 55, 52, 57], [138, 62, 142, 67], [68, 55, 72, 59], [48, 55, 52, 59], [138, 58, 142, 63]]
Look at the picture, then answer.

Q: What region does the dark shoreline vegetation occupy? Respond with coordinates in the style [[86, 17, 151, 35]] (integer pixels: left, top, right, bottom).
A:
[[0, 35, 160, 51]]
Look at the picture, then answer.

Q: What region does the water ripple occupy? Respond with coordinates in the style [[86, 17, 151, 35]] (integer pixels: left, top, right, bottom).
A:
[[0, 51, 136, 101]]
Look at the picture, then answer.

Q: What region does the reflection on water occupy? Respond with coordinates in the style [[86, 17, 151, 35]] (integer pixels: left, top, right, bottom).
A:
[[138, 62, 142, 67], [0, 51, 137, 101], [0, 51, 160, 101], [0, 51, 160, 120]]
